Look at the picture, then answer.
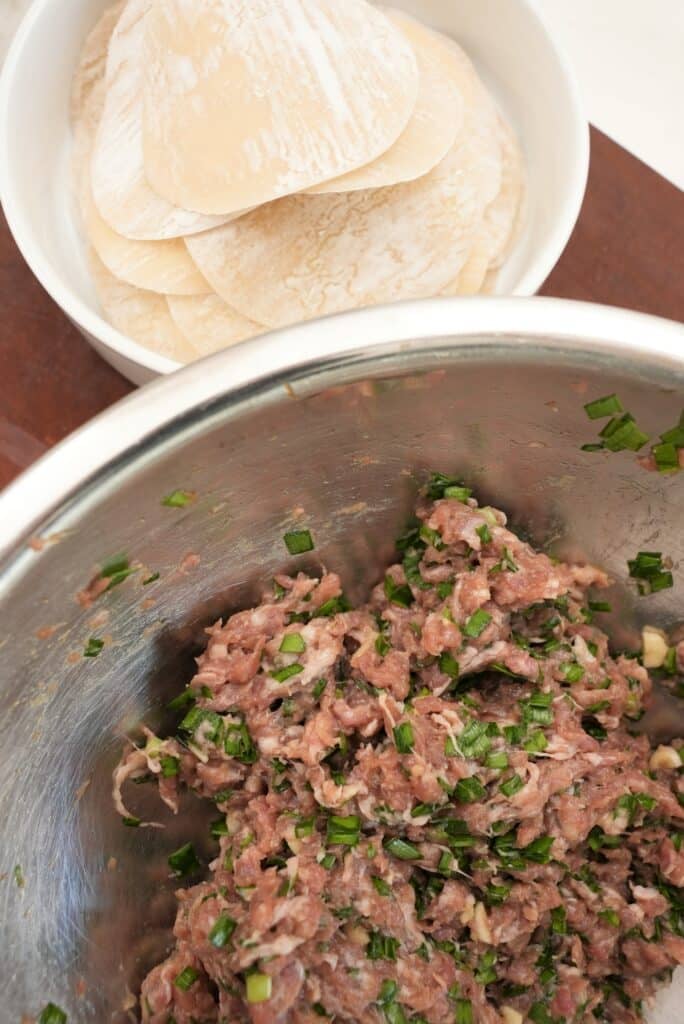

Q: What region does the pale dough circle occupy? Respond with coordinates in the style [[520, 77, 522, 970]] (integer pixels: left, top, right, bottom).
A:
[[70, 1, 125, 124], [90, 0, 238, 241], [442, 115, 524, 296], [186, 45, 502, 328], [84, 186, 211, 295], [89, 251, 199, 363], [167, 293, 263, 356], [307, 9, 465, 194], [141, 0, 419, 216]]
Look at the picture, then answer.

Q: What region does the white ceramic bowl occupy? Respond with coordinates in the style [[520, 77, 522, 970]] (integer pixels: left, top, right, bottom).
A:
[[0, 0, 589, 385]]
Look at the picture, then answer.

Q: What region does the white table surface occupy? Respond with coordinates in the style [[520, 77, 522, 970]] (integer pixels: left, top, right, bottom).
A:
[[1, 0, 683, 189]]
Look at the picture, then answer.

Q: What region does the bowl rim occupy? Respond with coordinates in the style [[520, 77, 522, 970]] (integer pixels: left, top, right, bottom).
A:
[[0, 295, 682, 565], [0, 0, 589, 379]]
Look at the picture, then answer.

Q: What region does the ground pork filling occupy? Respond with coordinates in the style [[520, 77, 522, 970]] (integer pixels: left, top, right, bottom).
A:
[[115, 480, 684, 1024]]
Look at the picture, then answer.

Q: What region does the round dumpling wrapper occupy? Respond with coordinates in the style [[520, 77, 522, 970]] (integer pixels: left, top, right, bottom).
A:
[[90, 0, 239, 240], [167, 293, 263, 356], [186, 45, 502, 328], [89, 250, 198, 363], [308, 9, 465, 194], [141, 0, 419, 215]]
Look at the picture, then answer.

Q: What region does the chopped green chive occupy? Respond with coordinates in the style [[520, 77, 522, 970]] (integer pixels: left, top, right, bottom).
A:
[[453, 776, 486, 803], [279, 632, 306, 654], [475, 949, 498, 986], [122, 816, 141, 828], [378, 979, 399, 1005], [476, 523, 492, 544], [167, 688, 197, 712], [444, 485, 472, 502], [162, 489, 194, 508], [371, 875, 392, 896], [13, 864, 24, 888], [246, 973, 272, 1003], [458, 720, 492, 760], [224, 721, 258, 764], [437, 580, 454, 600], [529, 1002, 555, 1024], [581, 443, 606, 452], [209, 913, 237, 948], [174, 966, 199, 991], [588, 600, 611, 612], [439, 651, 460, 679], [312, 678, 327, 701], [584, 394, 624, 420], [326, 815, 360, 847], [561, 662, 585, 683], [485, 882, 511, 905], [524, 835, 554, 863], [599, 412, 649, 452], [180, 706, 222, 743], [628, 551, 674, 595], [295, 816, 315, 839], [454, 998, 473, 1024], [653, 442, 679, 473], [599, 908, 620, 928], [283, 529, 314, 555], [383, 836, 422, 861], [500, 773, 524, 797], [375, 633, 391, 657], [523, 730, 548, 755], [168, 843, 200, 877], [485, 750, 509, 770], [384, 575, 414, 608], [366, 930, 400, 961], [520, 690, 554, 726], [83, 636, 104, 658], [551, 906, 567, 934], [463, 609, 492, 639], [38, 1005, 67, 1024], [210, 817, 229, 839], [270, 663, 304, 683], [393, 721, 415, 754], [160, 754, 180, 778], [142, 571, 160, 586], [503, 724, 526, 745]]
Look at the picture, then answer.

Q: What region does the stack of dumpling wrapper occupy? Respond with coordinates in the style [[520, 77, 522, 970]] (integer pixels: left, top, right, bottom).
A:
[[72, 0, 525, 363]]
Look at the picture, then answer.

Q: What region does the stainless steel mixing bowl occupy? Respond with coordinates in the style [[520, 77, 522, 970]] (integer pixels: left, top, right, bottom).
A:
[[1, 298, 683, 1023]]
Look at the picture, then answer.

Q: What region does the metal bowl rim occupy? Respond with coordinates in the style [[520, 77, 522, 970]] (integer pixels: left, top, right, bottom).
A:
[[1, 295, 683, 564]]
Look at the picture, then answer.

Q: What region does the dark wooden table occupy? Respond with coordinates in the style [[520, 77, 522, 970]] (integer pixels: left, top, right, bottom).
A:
[[1, 127, 682, 490]]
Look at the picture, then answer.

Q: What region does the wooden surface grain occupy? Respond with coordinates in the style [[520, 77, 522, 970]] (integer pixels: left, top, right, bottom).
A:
[[0, 127, 682, 489]]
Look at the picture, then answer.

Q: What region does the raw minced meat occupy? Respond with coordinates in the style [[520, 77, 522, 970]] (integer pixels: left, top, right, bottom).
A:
[[115, 477, 684, 1024]]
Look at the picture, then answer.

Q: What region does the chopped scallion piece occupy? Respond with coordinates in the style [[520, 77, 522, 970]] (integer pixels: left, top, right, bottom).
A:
[[279, 632, 306, 654], [453, 776, 486, 803], [476, 523, 492, 544], [454, 998, 473, 1024], [371, 875, 392, 896], [326, 814, 360, 847], [174, 966, 199, 991], [209, 913, 237, 948], [653, 442, 679, 473], [463, 609, 492, 639], [561, 662, 585, 683], [393, 721, 415, 754], [38, 1005, 67, 1024], [378, 979, 399, 1005], [224, 721, 258, 764], [485, 750, 509, 770], [312, 678, 328, 702], [383, 836, 422, 860], [375, 633, 391, 657], [588, 600, 612, 612], [439, 651, 460, 679], [295, 816, 315, 839], [162, 489, 194, 508], [500, 774, 524, 797], [246, 973, 272, 1003], [366, 930, 400, 961], [628, 550, 674, 595], [523, 730, 548, 755], [142, 572, 160, 585], [584, 394, 623, 420], [598, 908, 620, 928], [122, 816, 141, 828], [160, 754, 180, 778], [168, 843, 200, 877], [83, 637, 104, 658], [444, 485, 472, 502], [384, 575, 414, 608], [283, 529, 314, 555], [270, 663, 304, 683], [551, 906, 567, 934]]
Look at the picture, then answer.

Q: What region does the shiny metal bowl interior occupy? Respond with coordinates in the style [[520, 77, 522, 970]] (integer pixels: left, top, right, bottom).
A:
[[0, 298, 683, 1022]]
